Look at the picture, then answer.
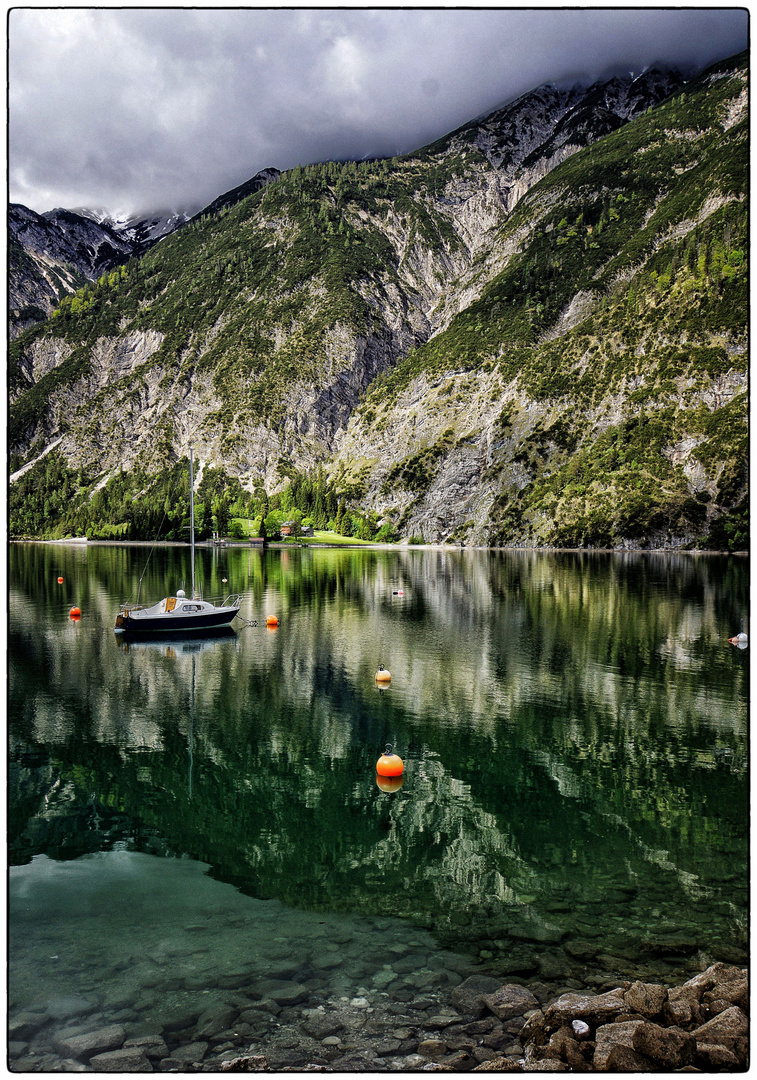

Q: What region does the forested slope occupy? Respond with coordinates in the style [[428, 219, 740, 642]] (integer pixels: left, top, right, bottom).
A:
[[338, 52, 748, 549]]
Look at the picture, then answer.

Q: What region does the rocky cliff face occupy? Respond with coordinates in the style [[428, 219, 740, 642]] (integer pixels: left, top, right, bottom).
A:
[[9, 205, 123, 337], [9, 205, 154, 339]]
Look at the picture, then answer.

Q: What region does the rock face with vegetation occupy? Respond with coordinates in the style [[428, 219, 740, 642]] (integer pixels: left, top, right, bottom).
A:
[[8, 52, 747, 550]]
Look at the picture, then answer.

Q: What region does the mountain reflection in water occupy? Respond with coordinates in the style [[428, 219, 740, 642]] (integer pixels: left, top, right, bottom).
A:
[[9, 544, 748, 984]]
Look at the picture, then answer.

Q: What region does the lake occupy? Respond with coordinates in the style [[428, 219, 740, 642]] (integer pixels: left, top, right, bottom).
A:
[[8, 543, 749, 1070]]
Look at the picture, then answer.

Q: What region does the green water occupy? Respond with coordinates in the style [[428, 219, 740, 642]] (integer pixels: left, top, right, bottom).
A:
[[9, 544, 748, 1020]]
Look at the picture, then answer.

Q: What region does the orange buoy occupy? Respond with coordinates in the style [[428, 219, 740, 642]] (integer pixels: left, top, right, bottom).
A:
[[376, 774, 404, 793], [266, 615, 279, 628], [57, 577, 64, 584], [375, 665, 391, 683], [376, 744, 404, 777], [69, 606, 81, 618]]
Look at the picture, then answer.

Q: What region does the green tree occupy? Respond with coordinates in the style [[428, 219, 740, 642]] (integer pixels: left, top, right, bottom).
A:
[[213, 497, 230, 537]]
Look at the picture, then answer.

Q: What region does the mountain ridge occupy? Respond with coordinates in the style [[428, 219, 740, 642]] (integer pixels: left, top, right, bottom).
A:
[[8, 50, 748, 550], [8, 67, 684, 341]]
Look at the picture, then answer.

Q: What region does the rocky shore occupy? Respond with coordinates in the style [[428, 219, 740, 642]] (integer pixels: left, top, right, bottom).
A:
[[9, 963, 747, 1072]]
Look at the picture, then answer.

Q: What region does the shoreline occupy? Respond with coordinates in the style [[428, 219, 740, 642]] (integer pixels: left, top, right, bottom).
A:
[[10, 537, 743, 556], [9, 957, 748, 1072]]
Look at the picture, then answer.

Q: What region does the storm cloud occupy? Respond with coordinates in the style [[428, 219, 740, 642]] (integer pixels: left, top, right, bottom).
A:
[[9, 7, 748, 217]]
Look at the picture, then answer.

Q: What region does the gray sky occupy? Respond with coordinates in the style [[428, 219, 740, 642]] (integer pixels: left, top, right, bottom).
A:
[[8, 7, 749, 218]]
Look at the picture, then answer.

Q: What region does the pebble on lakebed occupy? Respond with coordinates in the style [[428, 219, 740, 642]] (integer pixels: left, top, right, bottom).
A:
[[7, 962, 747, 1072]]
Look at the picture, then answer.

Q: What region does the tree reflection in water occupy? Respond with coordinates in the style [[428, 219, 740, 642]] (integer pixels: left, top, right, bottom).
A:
[[9, 544, 748, 982]]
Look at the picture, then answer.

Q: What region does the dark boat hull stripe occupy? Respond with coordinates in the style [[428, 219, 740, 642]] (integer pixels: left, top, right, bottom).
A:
[[117, 609, 238, 633]]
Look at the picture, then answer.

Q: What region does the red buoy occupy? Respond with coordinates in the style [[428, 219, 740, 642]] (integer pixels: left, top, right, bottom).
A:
[[57, 577, 64, 584], [69, 607, 81, 618], [376, 744, 404, 777]]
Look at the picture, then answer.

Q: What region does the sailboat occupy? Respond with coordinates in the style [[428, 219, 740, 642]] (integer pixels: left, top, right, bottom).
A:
[[114, 448, 242, 634]]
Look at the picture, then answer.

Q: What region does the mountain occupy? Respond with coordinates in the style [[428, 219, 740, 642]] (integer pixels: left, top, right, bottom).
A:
[[8, 204, 132, 338], [9, 171, 284, 340], [85, 209, 193, 252], [8, 52, 748, 550], [189, 168, 282, 222], [8, 204, 190, 339]]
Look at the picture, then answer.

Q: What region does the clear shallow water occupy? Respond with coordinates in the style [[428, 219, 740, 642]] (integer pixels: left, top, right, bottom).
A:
[[8, 544, 749, 1064]]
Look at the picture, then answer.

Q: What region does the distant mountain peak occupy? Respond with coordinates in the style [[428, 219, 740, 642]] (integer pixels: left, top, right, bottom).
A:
[[191, 167, 282, 222]]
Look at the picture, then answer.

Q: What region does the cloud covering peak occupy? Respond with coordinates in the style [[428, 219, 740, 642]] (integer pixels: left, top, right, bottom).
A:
[[9, 7, 748, 217]]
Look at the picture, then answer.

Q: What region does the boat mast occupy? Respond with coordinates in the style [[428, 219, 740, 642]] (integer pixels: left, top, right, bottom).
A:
[[189, 446, 196, 600]]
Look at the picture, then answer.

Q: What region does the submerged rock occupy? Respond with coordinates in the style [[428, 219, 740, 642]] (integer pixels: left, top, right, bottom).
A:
[[45, 996, 99, 1023], [54, 1023, 126, 1062], [88, 1046, 152, 1071], [449, 975, 503, 1017], [483, 984, 539, 1021]]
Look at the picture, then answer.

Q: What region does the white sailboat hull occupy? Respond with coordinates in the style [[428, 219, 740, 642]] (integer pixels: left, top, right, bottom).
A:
[[115, 447, 243, 635], [115, 596, 240, 633]]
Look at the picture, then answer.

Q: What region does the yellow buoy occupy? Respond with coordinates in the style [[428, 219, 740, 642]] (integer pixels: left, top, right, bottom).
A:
[[376, 744, 404, 777], [375, 665, 391, 683]]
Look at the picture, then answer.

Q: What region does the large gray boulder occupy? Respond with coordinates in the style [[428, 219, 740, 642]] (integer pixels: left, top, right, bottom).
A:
[[632, 1021, 697, 1069], [483, 984, 539, 1021], [449, 975, 503, 1017], [543, 989, 627, 1027], [88, 1047, 152, 1072], [54, 1024, 126, 1062]]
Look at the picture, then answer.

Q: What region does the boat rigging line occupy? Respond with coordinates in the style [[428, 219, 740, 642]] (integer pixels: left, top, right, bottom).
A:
[[135, 507, 168, 605]]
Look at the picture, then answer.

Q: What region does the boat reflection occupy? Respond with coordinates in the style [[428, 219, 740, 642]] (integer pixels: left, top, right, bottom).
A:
[[116, 625, 237, 657]]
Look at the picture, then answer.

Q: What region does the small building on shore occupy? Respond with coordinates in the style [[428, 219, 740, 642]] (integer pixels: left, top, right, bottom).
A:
[[280, 523, 314, 538]]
